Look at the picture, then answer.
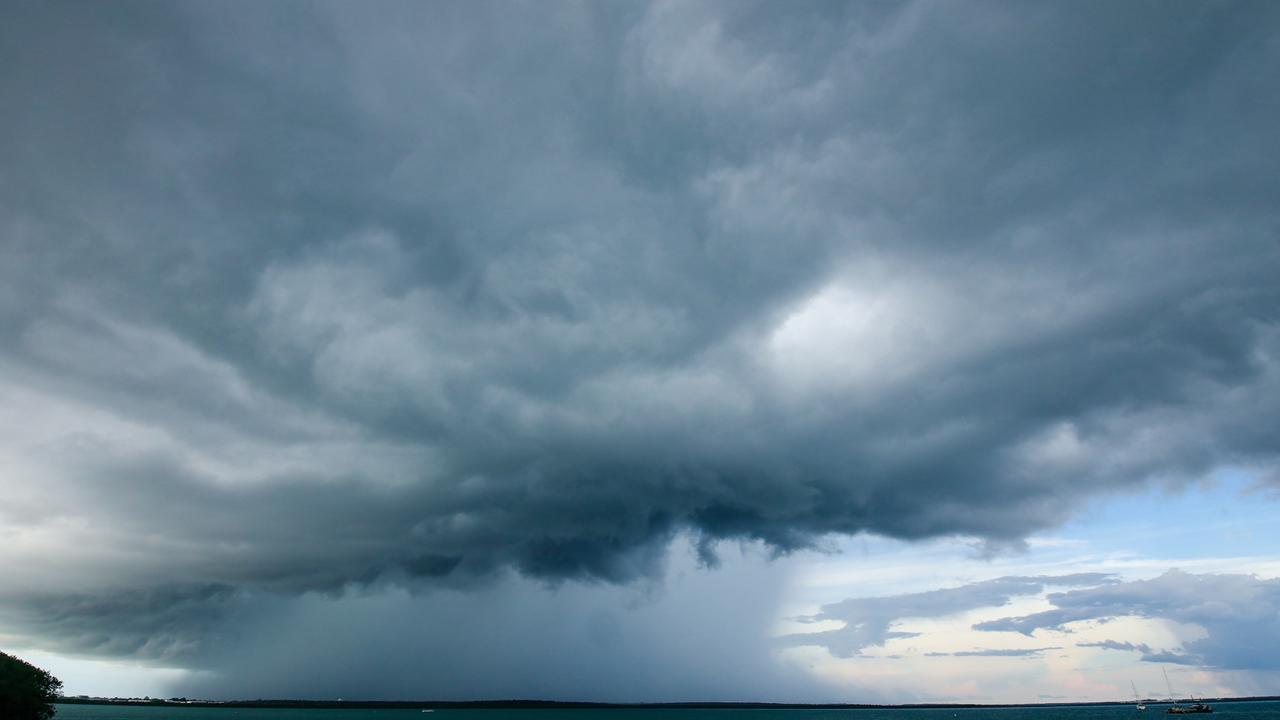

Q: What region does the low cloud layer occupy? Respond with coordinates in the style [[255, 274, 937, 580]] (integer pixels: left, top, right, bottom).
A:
[[1076, 641, 1196, 666], [927, 648, 1060, 658], [784, 574, 1111, 657], [2, 541, 843, 702], [786, 570, 1280, 675], [2, 0, 1280, 695], [977, 570, 1280, 671]]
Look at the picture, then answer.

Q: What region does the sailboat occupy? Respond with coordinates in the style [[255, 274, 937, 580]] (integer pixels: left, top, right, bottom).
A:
[[1133, 681, 1147, 711], [1164, 668, 1212, 714]]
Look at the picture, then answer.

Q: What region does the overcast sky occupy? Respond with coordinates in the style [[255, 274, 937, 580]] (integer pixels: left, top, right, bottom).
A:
[[2, 0, 1279, 704]]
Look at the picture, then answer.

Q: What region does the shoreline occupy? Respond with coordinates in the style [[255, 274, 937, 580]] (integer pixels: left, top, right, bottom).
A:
[[57, 696, 1280, 711]]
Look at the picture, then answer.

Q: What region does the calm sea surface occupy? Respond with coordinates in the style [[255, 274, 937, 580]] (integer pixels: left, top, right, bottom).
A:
[[52, 703, 1280, 720]]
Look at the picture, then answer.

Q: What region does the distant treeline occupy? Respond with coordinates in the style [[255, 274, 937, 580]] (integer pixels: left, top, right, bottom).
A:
[[57, 696, 1280, 710]]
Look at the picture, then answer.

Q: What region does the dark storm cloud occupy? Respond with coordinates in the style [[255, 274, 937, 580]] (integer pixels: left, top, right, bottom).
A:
[[977, 570, 1280, 671], [782, 574, 1111, 657], [0, 585, 241, 661], [2, 0, 1280, 691], [10, 543, 844, 703]]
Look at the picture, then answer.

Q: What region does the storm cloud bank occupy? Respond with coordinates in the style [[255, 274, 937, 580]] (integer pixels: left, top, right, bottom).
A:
[[2, 0, 1280, 673]]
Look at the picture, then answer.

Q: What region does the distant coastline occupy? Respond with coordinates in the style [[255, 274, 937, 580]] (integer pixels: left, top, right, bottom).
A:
[[57, 696, 1280, 711]]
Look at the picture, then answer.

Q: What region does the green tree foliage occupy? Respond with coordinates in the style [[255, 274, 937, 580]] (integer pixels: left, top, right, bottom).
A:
[[0, 651, 63, 720]]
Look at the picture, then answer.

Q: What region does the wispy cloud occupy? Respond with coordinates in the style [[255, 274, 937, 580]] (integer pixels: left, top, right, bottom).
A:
[[1077, 640, 1199, 666], [783, 574, 1112, 657], [979, 570, 1280, 671], [927, 647, 1062, 658]]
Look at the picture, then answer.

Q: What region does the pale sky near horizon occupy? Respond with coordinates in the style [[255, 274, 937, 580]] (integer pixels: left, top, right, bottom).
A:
[[3, 0, 1280, 704]]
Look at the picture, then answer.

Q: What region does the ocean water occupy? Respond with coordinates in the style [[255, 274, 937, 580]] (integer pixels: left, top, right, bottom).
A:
[[51, 703, 1280, 720]]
